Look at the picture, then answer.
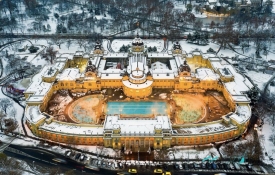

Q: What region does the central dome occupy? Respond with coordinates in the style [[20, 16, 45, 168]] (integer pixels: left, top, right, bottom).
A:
[[132, 34, 144, 46]]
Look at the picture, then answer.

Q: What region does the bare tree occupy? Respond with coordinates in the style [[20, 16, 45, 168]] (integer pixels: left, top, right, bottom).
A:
[[42, 46, 58, 64], [0, 98, 12, 114], [0, 111, 6, 131], [0, 153, 24, 175], [4, 118, 18, 135]]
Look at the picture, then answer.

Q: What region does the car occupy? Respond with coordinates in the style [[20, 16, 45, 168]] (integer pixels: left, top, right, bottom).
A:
[[229, 163, 235, 170], [114, 162, 119, 169], [223, 163, 229, 170], [206, 162, 211, 169], [183, 163, 188, 170], [247, 164, 253, 171], [102, 161, 107, 167], [188, 162, 194, 169], [65, 151, 71, 157], [163, 163, 169, 171], [178, 164, 183, 170], [75, 153, 81, 160], [201, 163, 206, 169], [97, 160, 102, 166], [80, 155, 85, 161], [212, 162, 217, 170], [108, 162, 112, 168], [194, 162, 200, 169], [173, 164, 179, 170], [217, 162, 223, 169], [119, 162, 123, 169]]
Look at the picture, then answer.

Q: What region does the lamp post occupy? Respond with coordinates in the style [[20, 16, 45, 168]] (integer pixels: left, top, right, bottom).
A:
[[32, 161, 35, 170], [138, 146, 140, 162]]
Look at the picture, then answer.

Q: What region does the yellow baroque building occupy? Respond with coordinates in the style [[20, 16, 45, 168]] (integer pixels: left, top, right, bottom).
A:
[[24, 36, 253, 151]]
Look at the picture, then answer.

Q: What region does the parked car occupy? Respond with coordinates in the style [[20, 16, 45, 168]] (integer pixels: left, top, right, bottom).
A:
[[247, 164, 253, 171], [194, 162, 200, 169], [173, 164, 179, 170], [163, 164, 169, 171], [229, 163, 235, 170], [206, 162, 211, 169], [178, 164, 183, 170], [80, 155, 85, 161], [65, 151, 71, 157], [201, 163, 206, 169], [223, 163, 229, 170], [183, 163, 188, 170], [75, 153, 81, 160], [188, 162, 194, 169], [118, 162, 123, 169], [211, 162, 217, 170], [114, 162, 119, 169]]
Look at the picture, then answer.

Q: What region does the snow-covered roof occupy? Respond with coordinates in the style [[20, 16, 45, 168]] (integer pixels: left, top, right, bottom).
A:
[[57, 68, 81, 81], [54, 62, 66, 71], [25, 105, 46, 124], [98, 60, 106, 73], [231, 95, 250, 103], [74, 51, 84, 56], [170, 60, 178, 73], [147, 53, 173, 58], [25, 81, 53, 96], [175, 122, 237, 135], [192, 51, 201, 56], [40, 122, 104, 136], [208, 0, 217, 3], [218, 68, 233, 77], [151, 61, 168, 70], [122, 80, 153, 89], [104, 116, 172, 135], [43, 67, 58, 78], [196, 68, 220, 80], [211, 62, 223, 70], [56, 57, 68, 62], [105, 52, 128, 58], [59, 53, 73, 60], [204, 54, 218, 60], [175, 56, 184, 67], [230, 104, 251, 124]]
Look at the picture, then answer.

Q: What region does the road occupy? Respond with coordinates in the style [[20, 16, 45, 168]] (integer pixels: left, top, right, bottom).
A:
[[2, 144, 270, 175]]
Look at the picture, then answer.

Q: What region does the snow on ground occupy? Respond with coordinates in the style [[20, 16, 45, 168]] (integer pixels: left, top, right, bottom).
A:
[[245, 71, 273, 90], [167, 145, 220, 160], [0, 89, 25, 136], [258, 117, 275, 166]]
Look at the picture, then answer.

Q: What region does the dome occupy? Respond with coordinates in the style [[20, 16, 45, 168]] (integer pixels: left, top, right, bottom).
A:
[[179, 61, 191, 72], [173, 41, 181, 50], [132, 34, 144, 46]]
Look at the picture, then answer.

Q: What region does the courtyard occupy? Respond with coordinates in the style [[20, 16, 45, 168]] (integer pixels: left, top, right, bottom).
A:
[[46, 89, 231, 125]]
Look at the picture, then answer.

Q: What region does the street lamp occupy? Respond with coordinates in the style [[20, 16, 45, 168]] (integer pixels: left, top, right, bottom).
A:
[[138, 146, 140, 162], [32, 161, 35, 170]]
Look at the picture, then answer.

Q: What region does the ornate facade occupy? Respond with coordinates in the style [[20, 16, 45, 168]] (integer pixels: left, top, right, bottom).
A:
[[24, 36, 253, 151]]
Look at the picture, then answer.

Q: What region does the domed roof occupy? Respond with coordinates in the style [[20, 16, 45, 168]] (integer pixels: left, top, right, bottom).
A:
[[132, 34, 144, 46], [94, 41, 102, 50], [179, 60, 191, 72], [173, 41, 181, 50]]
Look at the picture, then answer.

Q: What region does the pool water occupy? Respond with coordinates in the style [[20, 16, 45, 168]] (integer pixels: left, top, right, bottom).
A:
[[107, 101, 167, 115]]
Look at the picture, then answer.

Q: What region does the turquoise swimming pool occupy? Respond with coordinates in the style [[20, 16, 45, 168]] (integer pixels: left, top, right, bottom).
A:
[[107, 101, 167, 115]]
